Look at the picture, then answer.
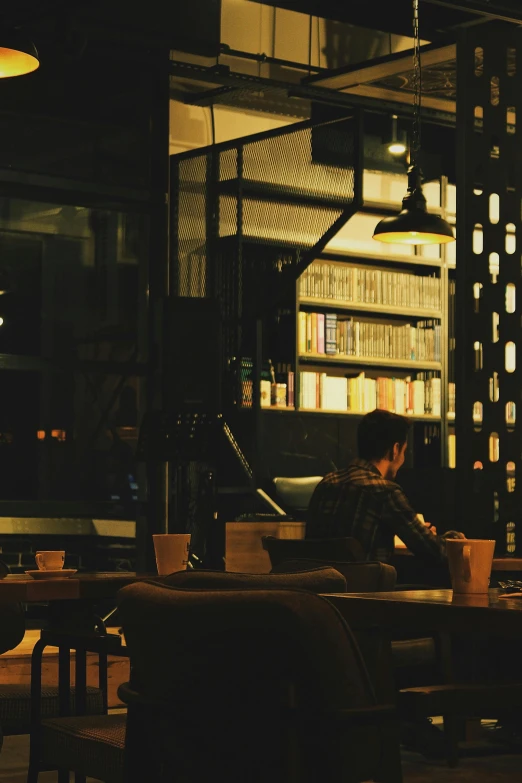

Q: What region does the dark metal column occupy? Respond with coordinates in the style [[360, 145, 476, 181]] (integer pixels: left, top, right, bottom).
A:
[[456, 24, 522, 552], [138, 50, 171, 572]]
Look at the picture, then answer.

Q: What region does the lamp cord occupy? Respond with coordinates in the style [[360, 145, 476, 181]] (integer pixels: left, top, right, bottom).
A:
[[412, 0, 422, 167]]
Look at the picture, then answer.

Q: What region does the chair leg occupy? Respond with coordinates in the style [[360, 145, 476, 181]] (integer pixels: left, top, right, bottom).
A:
[[26, 764, 39, 783], [28, 637, 47, 783], [442, 714, 460, 768], [376, 721, 403, 783]]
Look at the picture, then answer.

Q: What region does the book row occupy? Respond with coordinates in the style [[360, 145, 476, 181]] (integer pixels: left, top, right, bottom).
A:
[[299, 262, 441, 310], [299, 312, 442, 362], [299, 372, 443, 416]]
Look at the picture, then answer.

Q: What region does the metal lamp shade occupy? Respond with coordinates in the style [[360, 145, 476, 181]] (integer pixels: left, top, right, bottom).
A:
[[0, 31, 39, 78], [373, 208, 455, 245]]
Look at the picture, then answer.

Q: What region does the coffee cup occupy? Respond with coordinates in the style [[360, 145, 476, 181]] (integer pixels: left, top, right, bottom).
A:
[[446, 539, 495, 595], [153, 534, 191, 576], [35, 550, 65, 571]]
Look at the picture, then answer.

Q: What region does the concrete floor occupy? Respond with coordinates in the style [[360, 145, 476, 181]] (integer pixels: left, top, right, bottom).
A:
[[0, 734, 521, 782]]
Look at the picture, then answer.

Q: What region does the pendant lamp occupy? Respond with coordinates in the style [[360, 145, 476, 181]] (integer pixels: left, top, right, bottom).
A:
[[373, 0, 454, 246], [0, 29, 39, 78], [387, 115, 407, 156]]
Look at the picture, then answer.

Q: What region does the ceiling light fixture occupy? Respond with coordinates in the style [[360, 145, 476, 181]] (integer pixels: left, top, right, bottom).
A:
[[387, 115, 407, 156], [0, 28, 39, 78], [373, 0, 454, 246]]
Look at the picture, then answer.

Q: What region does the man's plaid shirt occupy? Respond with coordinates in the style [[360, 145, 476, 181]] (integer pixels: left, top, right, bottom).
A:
[[306, 459, 447, 565]]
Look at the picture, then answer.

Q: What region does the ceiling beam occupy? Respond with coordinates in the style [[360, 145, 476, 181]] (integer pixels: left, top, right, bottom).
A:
[[422, 0, 522, 24], [307, 43, 455, 90], [342, 84, 456, 114]]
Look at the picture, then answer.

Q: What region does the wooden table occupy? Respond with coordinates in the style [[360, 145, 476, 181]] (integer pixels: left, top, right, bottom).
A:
[[326, 589, 522, 705], [0, 572, 155, 603], [327, 588, 522, 638]]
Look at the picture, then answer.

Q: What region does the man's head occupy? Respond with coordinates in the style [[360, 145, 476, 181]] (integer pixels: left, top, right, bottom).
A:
[[357, 409, 410, 480]]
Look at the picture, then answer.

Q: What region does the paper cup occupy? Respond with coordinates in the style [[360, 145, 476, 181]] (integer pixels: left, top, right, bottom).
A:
[[153, 534, 191, 576]]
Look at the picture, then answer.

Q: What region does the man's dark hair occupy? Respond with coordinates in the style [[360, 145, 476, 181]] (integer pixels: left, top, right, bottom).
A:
[[357, 409, 410, 461]]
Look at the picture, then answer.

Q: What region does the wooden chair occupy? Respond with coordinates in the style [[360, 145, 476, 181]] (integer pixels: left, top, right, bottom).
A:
[[33, 567, 356, 783], [270, 558, 397, 592], [272, 476, 323, 521], [117, 582, 401, 783], [0, 602, 105, 761], [160, 565, 348, 593]]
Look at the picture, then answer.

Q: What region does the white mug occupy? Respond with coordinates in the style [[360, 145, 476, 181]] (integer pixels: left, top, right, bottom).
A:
[[35, 550, 65, 571], [153, 534, 191, 576]]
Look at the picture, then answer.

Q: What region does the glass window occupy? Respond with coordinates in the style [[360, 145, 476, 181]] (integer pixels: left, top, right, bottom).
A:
[[0, 199, 148, 361], [0, 197, 148, 515], [0, 369, 143, 511]]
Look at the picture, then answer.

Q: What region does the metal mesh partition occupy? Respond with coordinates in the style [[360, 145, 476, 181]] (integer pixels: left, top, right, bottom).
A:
[[171, 115, 360, 404], [173, 154, 209, 297], [456, 25, 522, 553]]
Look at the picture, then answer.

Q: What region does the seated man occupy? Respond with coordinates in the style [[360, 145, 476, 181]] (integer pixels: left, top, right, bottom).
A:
[[306, 408, 462, 565], [306, 409, 465, 758]]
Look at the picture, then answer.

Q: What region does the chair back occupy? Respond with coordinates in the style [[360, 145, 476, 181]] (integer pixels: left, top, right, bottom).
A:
[[117, 582, 379, 782], [271, 559, 397, 592], [160, 566, 347, 594], [262, 535, 365, 567], [272, 476, 323, 516]]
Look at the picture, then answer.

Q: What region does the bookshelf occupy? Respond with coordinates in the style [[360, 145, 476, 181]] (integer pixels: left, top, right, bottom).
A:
[[299, 355, 442, 370], [291, 172, 452, 443], [172, 117, 455, 484]]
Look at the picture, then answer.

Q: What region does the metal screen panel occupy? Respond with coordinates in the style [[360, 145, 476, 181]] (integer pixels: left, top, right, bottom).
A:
[[456, 25, 522, 552], [173, 154, 209, 297], [172, 116, 359, 403]]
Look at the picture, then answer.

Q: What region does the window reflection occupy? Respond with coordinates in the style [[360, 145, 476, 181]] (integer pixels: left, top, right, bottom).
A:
[[0, 199, 147, 361], [0, 196, 147, 513]]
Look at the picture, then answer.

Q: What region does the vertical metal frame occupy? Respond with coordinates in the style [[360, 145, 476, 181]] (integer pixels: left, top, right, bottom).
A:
[[456, 25, 522, 551], [139, 50, 171, 571], [440, 175, 450, 467]]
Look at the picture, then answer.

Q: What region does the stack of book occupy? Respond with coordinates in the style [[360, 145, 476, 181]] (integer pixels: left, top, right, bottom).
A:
[[236, 358, 295, 408], [299, 262, 441, 310], [448, 382, 456, 419], [299, 312, 441, 362], [299, 371, 441, 416]]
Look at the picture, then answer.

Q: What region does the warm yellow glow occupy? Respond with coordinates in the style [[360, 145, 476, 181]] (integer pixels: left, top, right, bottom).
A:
[[388, 141, 407, 155], [36, 430, 46, 440], [374, 230, 455, 245], [51, 429, 67, 441], [0, 47, 39, 78]]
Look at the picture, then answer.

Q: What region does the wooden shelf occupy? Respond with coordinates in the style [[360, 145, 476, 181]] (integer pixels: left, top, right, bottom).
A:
[[298, 408, 441, 420], [218, 237, 443, 268], [319, 249, 442, 269], [238, 406, 441, 420], [299, 297, 442, 319], [299, 354, 442, 370], [238, 406, 295, 412]]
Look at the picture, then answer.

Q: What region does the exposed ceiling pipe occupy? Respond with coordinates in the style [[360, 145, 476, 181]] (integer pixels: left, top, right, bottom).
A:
[[220, 43, 326, 74]]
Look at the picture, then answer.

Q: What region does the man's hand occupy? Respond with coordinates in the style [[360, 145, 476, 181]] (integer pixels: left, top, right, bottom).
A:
[[416, 513, 437, 535]]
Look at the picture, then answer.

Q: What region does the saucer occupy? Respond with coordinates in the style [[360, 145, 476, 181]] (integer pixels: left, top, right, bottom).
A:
[[25, 569, 78, 580]]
